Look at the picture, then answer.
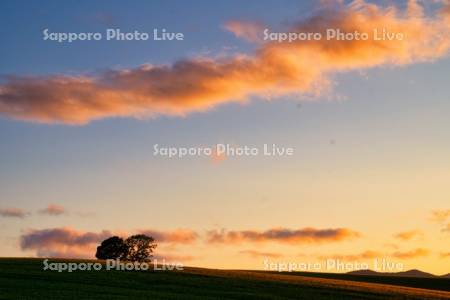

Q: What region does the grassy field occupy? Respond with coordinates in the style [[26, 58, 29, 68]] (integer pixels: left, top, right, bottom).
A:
[[0, 258, 449, 299]]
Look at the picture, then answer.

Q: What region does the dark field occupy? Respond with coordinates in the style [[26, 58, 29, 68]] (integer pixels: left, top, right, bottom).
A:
[[274, 271, 450, 292], [0, 258, 448, 299]]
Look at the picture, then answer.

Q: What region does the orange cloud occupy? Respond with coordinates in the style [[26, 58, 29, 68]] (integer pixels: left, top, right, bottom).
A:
[[39, 204, 66, 216], [0, 1, 449, 124], [393, 230, 423, 241], [390, 248, 429, 259], [206, 227, 360, 244]]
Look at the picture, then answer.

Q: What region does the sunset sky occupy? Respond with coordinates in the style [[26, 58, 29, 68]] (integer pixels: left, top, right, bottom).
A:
[[0, 0, 449, 275]]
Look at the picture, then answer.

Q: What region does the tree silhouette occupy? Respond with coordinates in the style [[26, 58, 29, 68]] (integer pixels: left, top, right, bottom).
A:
[[95, 236, 127, 260], [124, 234, 157, 262]]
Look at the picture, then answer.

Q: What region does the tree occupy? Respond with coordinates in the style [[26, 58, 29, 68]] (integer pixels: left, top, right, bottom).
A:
[[95, 236, 127, 260], [124, 234, 157, 262]]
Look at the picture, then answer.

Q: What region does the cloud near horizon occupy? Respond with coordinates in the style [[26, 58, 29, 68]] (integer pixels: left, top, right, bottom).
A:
[[138, 229, 198, 244], [319, 247, 433, 261], [19, 226, 360, 258], [20, 228, 113, 258], [318, 250, 382, 261], [0, 1, 449, 124], [206, 227, 360, 244], [20, 227, 199, 258]]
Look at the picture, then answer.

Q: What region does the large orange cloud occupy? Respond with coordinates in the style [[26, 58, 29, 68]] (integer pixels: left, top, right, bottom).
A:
[[0, 1, 449, 124], [206, 227, 360, 244]]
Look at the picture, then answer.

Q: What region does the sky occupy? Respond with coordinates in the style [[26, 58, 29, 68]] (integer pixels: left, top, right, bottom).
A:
[[0, 0, 449, 274]]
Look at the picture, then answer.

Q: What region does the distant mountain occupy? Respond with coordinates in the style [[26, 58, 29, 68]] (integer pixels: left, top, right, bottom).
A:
[[395, 269, 436, 278], [347, 269, 443, 278]]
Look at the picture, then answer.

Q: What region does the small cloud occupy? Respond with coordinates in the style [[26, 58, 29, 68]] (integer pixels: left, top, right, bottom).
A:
[[440, 252, 450, 258], [223, 20, 265, 42], [138, 229, 199, 244], [442, 223, 450, 233], [206, 227, 360, 245], [429, 209, 450, 232], [0, 208, 28, 218], [430, 209, 450, 223], [239, 250, 282, 258], [390, 248, 429, 259], [210, 147, 226, 164], [393, 230, 423, 241], [318, 250, 382, 261], [39, 204, 65, 216]]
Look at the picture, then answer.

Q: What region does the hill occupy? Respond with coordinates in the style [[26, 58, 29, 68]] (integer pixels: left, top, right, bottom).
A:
[[347, 269, 437, 278], [0, 258, 448, 299]]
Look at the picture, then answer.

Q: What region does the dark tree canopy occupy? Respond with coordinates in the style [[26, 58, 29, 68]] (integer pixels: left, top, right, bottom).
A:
[[95, 234, 157, 262], [95, 236, 127, 260], [125, 234, 157, 262]]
